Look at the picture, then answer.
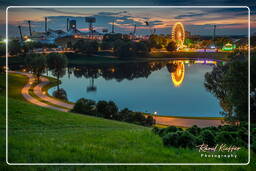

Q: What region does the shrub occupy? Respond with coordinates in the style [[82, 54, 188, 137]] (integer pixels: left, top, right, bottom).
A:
[[216, 131, 238, 144], [166, 41, 177, 51], [132, 112, 146, 125], [178, 131, 196, 148], [201, 129, 216, 146], [71, 98, 96, 115], [145, 115, 155, 126], [52, 88, 68, 101], [162, 131, 181, 147], [152, 127, 160, 134], [163, 131, 196, 148], [162, 126, 180, 136], [96, 100, 118, 119], [116, 108, 133, 122], [187, 125, 201, 136]]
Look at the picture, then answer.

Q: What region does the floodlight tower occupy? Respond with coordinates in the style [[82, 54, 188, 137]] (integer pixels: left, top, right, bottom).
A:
[[112, 19, 115, 33], [45, 17, 48, 33], [85, 17, 96, 38], [27, 20, 32, 36], [213, 25, 216, 47], [18, 25, 23, 41]]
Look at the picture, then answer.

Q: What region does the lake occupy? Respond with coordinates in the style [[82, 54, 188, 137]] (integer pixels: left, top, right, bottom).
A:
[[48, 59, 222, 117]]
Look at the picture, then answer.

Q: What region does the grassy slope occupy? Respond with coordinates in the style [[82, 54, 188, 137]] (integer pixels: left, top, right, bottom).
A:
[[0, 73, 254, 170]]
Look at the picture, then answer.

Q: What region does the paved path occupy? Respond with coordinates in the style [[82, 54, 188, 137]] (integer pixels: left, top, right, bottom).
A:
[[9, 71, 69, 112], [9, 71, 225, 128], [155, 116, 224, 128], [33, 77, 74, 109]]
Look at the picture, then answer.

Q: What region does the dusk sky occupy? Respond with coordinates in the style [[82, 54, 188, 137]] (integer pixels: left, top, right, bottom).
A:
[[0, 0, 256, 37]]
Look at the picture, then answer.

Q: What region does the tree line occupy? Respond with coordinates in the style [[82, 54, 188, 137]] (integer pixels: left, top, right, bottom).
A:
[[71, 98, 155, 127], [24, 53, 67, 90]]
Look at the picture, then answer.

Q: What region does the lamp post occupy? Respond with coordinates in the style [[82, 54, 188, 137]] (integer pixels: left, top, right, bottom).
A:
[[153, 111, 158, 124]]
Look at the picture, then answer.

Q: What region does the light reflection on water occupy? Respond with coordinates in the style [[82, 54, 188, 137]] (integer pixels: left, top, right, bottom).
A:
[[48, 60, 222, 117]]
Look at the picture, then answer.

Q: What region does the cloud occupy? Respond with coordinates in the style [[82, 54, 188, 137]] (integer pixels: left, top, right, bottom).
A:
[[175, 13, 205, 19]]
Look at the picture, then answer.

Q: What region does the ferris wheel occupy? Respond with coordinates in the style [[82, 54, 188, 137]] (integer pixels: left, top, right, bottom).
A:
[[172, 22, 185, 48]]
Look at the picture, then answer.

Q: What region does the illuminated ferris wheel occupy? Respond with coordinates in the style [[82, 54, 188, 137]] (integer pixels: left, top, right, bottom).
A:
[[172, 22, 185, 48]]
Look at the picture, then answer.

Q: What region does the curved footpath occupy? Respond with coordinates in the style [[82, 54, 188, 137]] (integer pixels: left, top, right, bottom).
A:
[[9, 71, 225, 128]]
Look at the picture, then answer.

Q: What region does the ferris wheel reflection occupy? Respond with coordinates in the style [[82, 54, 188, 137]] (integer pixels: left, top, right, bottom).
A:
[[171, 61, 185, 87]]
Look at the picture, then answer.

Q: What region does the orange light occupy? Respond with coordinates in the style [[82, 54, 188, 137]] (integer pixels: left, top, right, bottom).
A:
[[171, 61, 185, 87], [43, 91, 46, 95]]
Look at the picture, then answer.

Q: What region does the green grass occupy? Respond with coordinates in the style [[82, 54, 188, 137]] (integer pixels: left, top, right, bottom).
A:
[[0, 73, 28, 101], [0, 96, 250, 163]]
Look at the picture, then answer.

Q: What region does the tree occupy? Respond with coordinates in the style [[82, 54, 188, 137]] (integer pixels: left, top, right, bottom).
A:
[[71, 98, 96, 115], [0, 43, 5, 56], [52, 88, 68, 101], [47, 53, 68, 90], [24, 53, 47, 83], [204, 58, 248, 122], [100, 41, 113, 50], [96, 100, 118, 119], [114, 40, 136, 59], [9, 39, 22, 55], [166, 41, 177, 51], [134, 41, 150, 56], [73, 40, 98, 55]]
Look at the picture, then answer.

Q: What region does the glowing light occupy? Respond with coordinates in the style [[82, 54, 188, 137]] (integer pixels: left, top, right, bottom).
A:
[[194, 60, 205, 64], [25, 38, 32, 42], [172, 22, 185, 48], [29, 81, 33, 85], [171, 61, 185, 87], [110, 68, 115, 72], [154, 112, 158, 115], [22, 69, 26, 72], [206, 60, 217, 64], [222, 43, 236, 51], [43, 91, 46, 95]]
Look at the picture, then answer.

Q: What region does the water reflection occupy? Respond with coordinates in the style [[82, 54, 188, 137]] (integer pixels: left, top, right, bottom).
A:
[[171, 61, 185, 87], [67, 59, 217, 90], [47, 59, 221, 117]]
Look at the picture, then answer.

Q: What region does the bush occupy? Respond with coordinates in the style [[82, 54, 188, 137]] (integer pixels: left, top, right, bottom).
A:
[[201, 129, 216, 146], [162, 131, 181, 147], [132, 112, 147, 125], [96, 100, 118, 119], [178, 131, 196, 148], [166, 41, 177, 51], [145, 115, 155, 126], [162, 126, 180, 136], [216, 131, 238, 144], [163, 131, 196, 148], [116, 108, 133, 121], [52, 88, 68, 101], [71, 98, 96, 115], [187, 125, 201, 136]]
